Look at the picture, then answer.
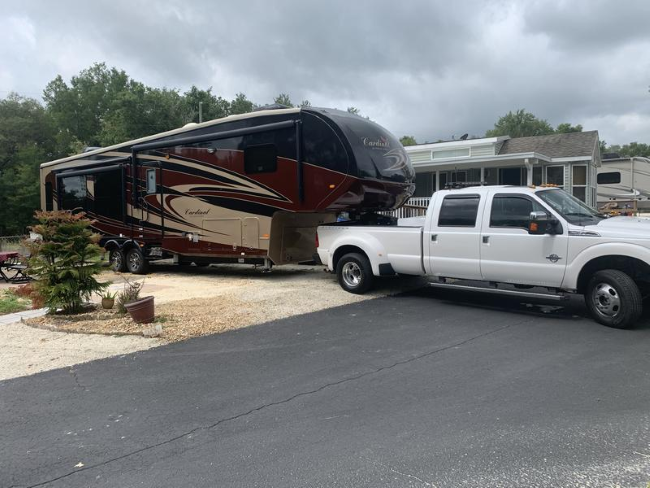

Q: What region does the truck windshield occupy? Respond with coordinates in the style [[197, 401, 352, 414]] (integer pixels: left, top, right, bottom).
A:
[[537, 189, 605, 225]]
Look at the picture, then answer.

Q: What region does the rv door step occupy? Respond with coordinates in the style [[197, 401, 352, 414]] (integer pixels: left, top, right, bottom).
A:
[[428, 281, 569, 301]]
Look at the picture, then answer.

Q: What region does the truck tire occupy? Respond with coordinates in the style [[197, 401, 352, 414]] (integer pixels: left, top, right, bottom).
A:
[[585, 269, 642, 329], [126, 247, 149, 275], [336, 253, 373, 294], [109, 249, 126, 273]]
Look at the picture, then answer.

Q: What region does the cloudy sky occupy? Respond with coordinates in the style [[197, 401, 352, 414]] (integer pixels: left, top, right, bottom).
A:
[[1, 0, 649, 145]]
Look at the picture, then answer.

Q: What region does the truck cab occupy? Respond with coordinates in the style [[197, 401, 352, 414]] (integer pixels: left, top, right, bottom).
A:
[[317, 186, 650, 329]]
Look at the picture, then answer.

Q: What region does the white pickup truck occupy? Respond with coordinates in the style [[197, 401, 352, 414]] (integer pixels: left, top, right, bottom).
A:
[[316, 185, 650, 329]]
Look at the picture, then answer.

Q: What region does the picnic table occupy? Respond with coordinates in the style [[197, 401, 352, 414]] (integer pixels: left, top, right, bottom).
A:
[[0, 251, 30, 283]]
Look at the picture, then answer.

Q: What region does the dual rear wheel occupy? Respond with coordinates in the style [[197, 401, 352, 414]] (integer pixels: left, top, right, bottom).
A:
[[109, 248, 148, 274]]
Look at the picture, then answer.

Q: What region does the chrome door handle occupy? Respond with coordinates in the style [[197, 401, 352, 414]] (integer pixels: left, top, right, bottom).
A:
[[482, 236, 490, 244]]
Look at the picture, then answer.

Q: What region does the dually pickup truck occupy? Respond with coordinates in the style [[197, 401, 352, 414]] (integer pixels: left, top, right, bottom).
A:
[[316, 185, 650, 329]]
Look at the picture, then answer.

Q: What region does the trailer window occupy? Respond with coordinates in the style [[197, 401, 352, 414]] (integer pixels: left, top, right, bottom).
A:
[[245, 144, 277, 174], [146, 169, 156, 194], [438, 195, 480, 227], [94, 170, 124, 220], [597, 172, 621, 184], [45, 182, 53, 211], [60, 175, 88, 211]]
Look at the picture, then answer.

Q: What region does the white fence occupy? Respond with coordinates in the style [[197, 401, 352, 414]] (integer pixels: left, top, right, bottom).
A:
[[382, 197, 431, 219]]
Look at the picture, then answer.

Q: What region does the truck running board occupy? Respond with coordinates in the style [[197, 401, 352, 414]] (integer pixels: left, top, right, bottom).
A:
[[428, 282, 569, 301]]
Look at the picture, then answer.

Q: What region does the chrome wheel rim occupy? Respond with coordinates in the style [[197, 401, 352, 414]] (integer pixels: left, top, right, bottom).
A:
[[128, 251, 142, 271], [342, 262, 362, 288], [592, 283, 621, 318], [111, 251, 123, 270]]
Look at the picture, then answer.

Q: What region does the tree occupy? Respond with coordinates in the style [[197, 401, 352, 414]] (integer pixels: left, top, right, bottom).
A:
[[28, 211, 108, 314], [183, 86, 230, 123], [299, 100, 312, 107], [347, 106, 361, 116], [273, 93, 293, 107], [0, 93, 60, 235], [485, 109, 555, 138], [230, 93, 254, 115], [400, 136, 418, 146], [555, 123, 583, 133], [606, 142, 650, 158]]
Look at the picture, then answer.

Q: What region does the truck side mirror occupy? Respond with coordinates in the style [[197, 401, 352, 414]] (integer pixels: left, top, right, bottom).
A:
[[528, 211, 559, 235]]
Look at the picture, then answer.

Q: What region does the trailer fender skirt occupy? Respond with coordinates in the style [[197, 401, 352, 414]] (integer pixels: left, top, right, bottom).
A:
[[378, 263, 396, 276]]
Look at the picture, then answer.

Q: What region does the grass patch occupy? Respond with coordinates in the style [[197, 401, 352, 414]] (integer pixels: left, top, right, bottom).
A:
[[0, 289, 31, 315]]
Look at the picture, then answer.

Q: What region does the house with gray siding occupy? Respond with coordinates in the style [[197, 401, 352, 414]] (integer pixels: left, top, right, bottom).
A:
[[405, 130, 601, 208]]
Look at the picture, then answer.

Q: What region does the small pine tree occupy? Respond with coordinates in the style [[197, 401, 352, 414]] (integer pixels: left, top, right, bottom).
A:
[[28, 211, 108, 314]]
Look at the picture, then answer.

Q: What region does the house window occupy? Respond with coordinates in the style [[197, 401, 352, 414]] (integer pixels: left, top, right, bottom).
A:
[[484, 168, 498, 185], [533, 167, 543, 185], [414, 173, 434, 197], [438, 195, 480, 227], [572, 165, 587, 202], [450, 171, 466, 183], [432, 148, 470, 159], [546, 166, 564, 188]]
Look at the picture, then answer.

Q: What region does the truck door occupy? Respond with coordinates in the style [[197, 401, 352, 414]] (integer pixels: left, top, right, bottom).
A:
[[480, 193, 568, 287], [426, 193, 484, 279]]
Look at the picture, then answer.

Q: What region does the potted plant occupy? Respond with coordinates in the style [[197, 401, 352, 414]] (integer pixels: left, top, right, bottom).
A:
[[117, 278, 155, 323], [101, 290, 116, 310]]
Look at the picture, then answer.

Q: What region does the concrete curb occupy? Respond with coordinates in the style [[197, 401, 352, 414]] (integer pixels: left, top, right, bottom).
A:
[[0, 308, 48, 325]]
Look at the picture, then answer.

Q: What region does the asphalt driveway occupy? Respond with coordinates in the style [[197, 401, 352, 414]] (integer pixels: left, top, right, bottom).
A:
[[2, 288, 650, 487]]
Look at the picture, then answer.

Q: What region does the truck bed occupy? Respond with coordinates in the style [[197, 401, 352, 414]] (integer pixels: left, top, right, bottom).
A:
[[317, 222, 424, 276]]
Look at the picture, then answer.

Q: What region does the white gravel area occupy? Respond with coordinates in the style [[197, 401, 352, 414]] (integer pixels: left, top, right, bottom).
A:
[[1, 263, 426, 381], [0, 320, 162, 381]]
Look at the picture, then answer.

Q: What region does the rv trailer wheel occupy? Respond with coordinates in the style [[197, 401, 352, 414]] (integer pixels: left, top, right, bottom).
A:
[[109, 249, 126, 272], [336, 253, 373, 294], [126, 248, 149, 275]]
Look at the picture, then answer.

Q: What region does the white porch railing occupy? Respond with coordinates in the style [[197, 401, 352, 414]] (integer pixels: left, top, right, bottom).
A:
[[382, 196, 431, 219]]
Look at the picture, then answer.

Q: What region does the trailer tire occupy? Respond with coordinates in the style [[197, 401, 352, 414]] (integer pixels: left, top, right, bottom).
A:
[[336, 253, 373, 294], [585, 269, 642, 329], [109, 249, 126, 273], [126, 247, 149, 275]]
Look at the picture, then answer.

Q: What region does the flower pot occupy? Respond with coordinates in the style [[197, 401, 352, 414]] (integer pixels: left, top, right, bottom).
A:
[[101, 298, 115, 310], [124, 296, 155, 324]]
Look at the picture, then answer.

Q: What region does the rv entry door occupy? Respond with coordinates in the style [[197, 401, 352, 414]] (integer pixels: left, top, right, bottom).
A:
[[135, 160, 164, 243]]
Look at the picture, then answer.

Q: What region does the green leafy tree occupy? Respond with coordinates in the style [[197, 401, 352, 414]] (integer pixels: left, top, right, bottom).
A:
[[486, 109, 555, 138], [183, 86, 230, 123], [230, 93, 254, 115], [555, 123, 583, 133], [299, 99, 312, 107], [28, 211, 108, 314], [0, 93, 61, 235], [273, 93, 293, 107], [606, 142, 650, 158], [400, 135, 418, 146]]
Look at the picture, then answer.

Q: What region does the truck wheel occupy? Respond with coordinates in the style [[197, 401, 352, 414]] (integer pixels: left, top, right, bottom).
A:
[[585, 270, 642, 329], [126, 247, 149, 275], [336, 253, 373, 294], [109, 249, 126, 272]]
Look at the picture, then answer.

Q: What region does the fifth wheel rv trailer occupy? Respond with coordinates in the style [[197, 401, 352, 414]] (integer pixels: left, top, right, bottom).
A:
[[40, 107, 415, 274], [597, 156, 650, 211]]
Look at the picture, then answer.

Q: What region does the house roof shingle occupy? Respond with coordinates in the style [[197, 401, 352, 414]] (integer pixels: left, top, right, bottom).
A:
[[498, 130, 598, 158]]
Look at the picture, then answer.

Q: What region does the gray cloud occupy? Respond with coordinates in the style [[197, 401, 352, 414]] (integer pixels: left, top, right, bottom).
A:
[[1, 0, 649, 145]]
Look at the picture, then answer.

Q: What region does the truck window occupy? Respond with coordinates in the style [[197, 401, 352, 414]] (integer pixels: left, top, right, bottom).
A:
[[438, 195, 480, 227], [490, 196, 543, 229]]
